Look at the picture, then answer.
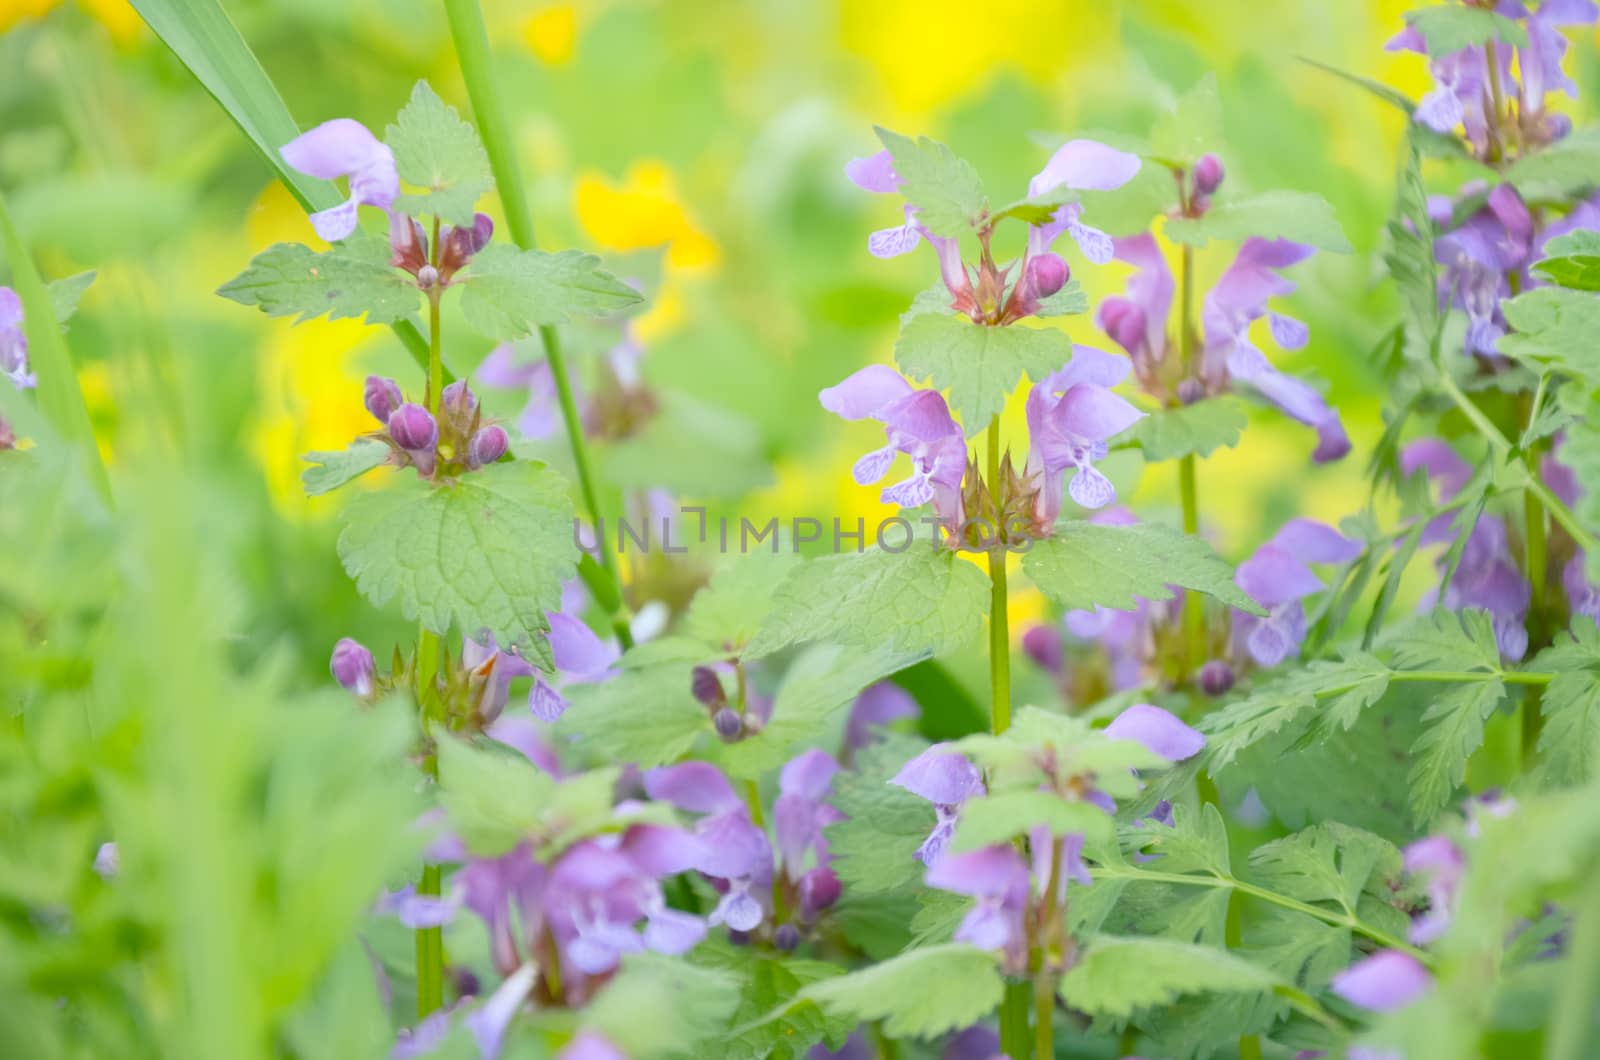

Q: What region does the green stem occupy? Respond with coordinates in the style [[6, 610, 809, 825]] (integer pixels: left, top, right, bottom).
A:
[[1522, 425, 1549, 773], [1093, 863, 1431, 964], [999, 980, 1031, 1060], [1176, 243, 1205, 678], [443, 0, 633, 650], [1440, 373, 1600, 556], [1545, 868, 1600, 1060], [987, 417, 1012, 736], [415, 863, 445, 1017]]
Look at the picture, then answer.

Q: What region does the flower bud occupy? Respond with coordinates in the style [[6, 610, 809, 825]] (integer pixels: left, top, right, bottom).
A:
[[388, 403, 438, 452], [331, 637, 377, 696], [439, 213, 495, 278], [773, 924, 801, 952], [1194, 153, 1224, 196], [1176, 378, 1206, 406], [1022, 624, 1064, 675], [691, 666, 726, 707], [1099, 299, 1147, 355], [1023, 252, 1070, 300], [416, 264, 439, 290], [93, 841, 119, 880], [364, 375, 403, 425], [442, 380, 478, 424], [713, 707, 743, 742], [469, 424, 509, 468], [1198, 659, 1235, 697], [389, 213, 428, 274]]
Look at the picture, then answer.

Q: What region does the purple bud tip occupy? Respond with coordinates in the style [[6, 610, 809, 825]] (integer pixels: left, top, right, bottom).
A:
[[1024, 252, 1070, 300], [1194, 153, 1225, 196], [417, 264, 439, 289], [773, 924, 801, 952], [363, 375, 403, 425], [691, 666, 726, 707], [1176, 378, 1205, 406], [388, 403, 438, 452], [1022, 625, 1064, 675], [1198, 660, 1235, 697], [469, 425, 509, 467], [442, 379, 478, 420], [330, 637, 376, 695], [713, 708, 743, 742], [467, 213, 494, 254], [1549, 113, 1573, 141], [1100, 299, 1147, 353]]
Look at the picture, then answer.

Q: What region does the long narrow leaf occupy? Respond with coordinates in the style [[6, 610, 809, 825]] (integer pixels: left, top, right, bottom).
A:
[[129, 0, 440, 378], [0, 190, 111, 503]]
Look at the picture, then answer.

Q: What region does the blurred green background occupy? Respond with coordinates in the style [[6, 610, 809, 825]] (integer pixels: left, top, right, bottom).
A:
[[4, 0, 1596, 685]]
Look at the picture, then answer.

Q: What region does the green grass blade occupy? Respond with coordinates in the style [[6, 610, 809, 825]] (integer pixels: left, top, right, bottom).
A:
[[0, 190, 111, 503], [129, 0, 440, 378]]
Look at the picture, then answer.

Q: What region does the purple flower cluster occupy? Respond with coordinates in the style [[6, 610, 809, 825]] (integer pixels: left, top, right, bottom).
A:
[[1232, 518, 1363, 667], [359, 376, 510, 481]]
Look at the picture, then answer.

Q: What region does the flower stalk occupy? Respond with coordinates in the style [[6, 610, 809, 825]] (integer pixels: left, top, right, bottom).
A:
[[987, 416, 1012, 736]]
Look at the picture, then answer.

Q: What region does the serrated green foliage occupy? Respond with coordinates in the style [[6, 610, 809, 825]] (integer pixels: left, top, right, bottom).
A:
[[217, 237, 419, 325], [959, 707, 1172, 800], [824, 733, 933, 894], [1058, 936, 1278, 1019], [1248, 822, 1401, 915], [1531, 229, 1600, 291], [748, 547, 988, 659], [583, 952, 741, 1059], [830, 891, 921, 958], [1150, 73, 1223, 165], [1407, 5, 1527, 53], [1119, 396, 1247, 461], [1533, 619, 1600, 787], [458, 245, 643, 340], [436, 734, 559, 856], [1505, 128, 1600, 199], [1023, 520, 1262, 616], [336, 461, 578, 662], [679, 552, 802, 655], [556, 662, 708, 767], [301, 440, 390, 496], [874, 127, 986, 237], [709, 644, 916, 779], [1409, 678, 1506, 824], [893, 312, 1074, 431], [1199, 652, 1392, 768], [1031, 279, 1089, 318], [794, 944, 1004, 1039], [1132, 803, 1233, 876], [694, 942, 853, 1060], [49, 270, 95, 324], [385, 81, 493, 226], [1499, 287, 1600, 386], [1164, 191, 1351, 252], [1386, 134, 1440, 350], [949, 789, 1114, 853], [1390, 609, 1503, 672]]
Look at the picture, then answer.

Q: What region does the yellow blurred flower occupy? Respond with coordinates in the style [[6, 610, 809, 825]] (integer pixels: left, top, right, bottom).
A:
[[0, 0, 142, 44], [574, 160, 719, 270], [523, 3, 579, 66]]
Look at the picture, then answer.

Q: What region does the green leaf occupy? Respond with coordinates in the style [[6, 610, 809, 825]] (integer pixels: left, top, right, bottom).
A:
[[1407, 5, 1528, 53], [301, 441, 391, 497], [748, 547, 989, 659], [1533, 619, 1600, 787], [683, 553, 803, 654], [1031, 279, 1089, 318], [990, 185, 1077, 227], [874, 127, 986, 237], [794, 944, 1004, 1039], [824, 733, 934, 894], [556, 662, 708, 768], [1248, 822, 1401, 915], [1165, 190, 1351, 253], [1409, 678, 1507, 825], [1387, 133, 1441, 351], [710, 645, 916, 779], [458, 245, 642, 340], [1531, 255, 1600, 292], [48, 271, 95, 325], [336, 461, 577, 661], [128, 0, 437, 377], [1506, 128, 1600, 200], [1118, 396, 1247, 461], [1058, 936, 1278, 1019], [950, 790, 1114, 853], [1390, 609, 1503, 673], [584, 953, 741, 1059], [1545, 230, 1600, 259], [0, 192, 108, 501], [1198, 652, 1392, 770], [435, 734, 558, 856], [217, 238, 419, 325], [1023, 520, 1262, 616], [385, 81, 493, 227], [894, 313, 1074, 431], [694, 943, 853, 1060], [1499, 287, 1600, 385], [1150, 73, 1224, 166]]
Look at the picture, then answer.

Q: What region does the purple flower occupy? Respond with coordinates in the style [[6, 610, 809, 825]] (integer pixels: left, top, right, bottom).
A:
[[376, 884, 460, 929], [1329, 949, 1433, 1012], [1435, 184, 1535, 356], [644, 762, 773, 931], [820, 365, 968, 529], [1103, 703, 1205, 761], [279, 118, 399, 243], [1403, 834, 1464, 944], [1022, 624, 1065, 675], [925, 844, 1030, 960], [477, 346, 564, 440], [1024, 345, 1144, 520], [556, 1032, 628, 1060], [93, 841, 118, 880], [0, 288, 34, 390], [392, 1008, 454, 1060], [774, 749, 846, 917], [465, 961, 537, 1059], [466, 615, 618, 724], [889, 745, 986, 865], [1232, 519, 1361, 667], [330, 637, 377, 696], [844, 681, 920, 752], [1098, 234, 1174, 378], [1386, 25, 1496, 146], [364, 375, 403, 425], [1025, 139, 1142, 265], [941, 1026, 1002, 1060]]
